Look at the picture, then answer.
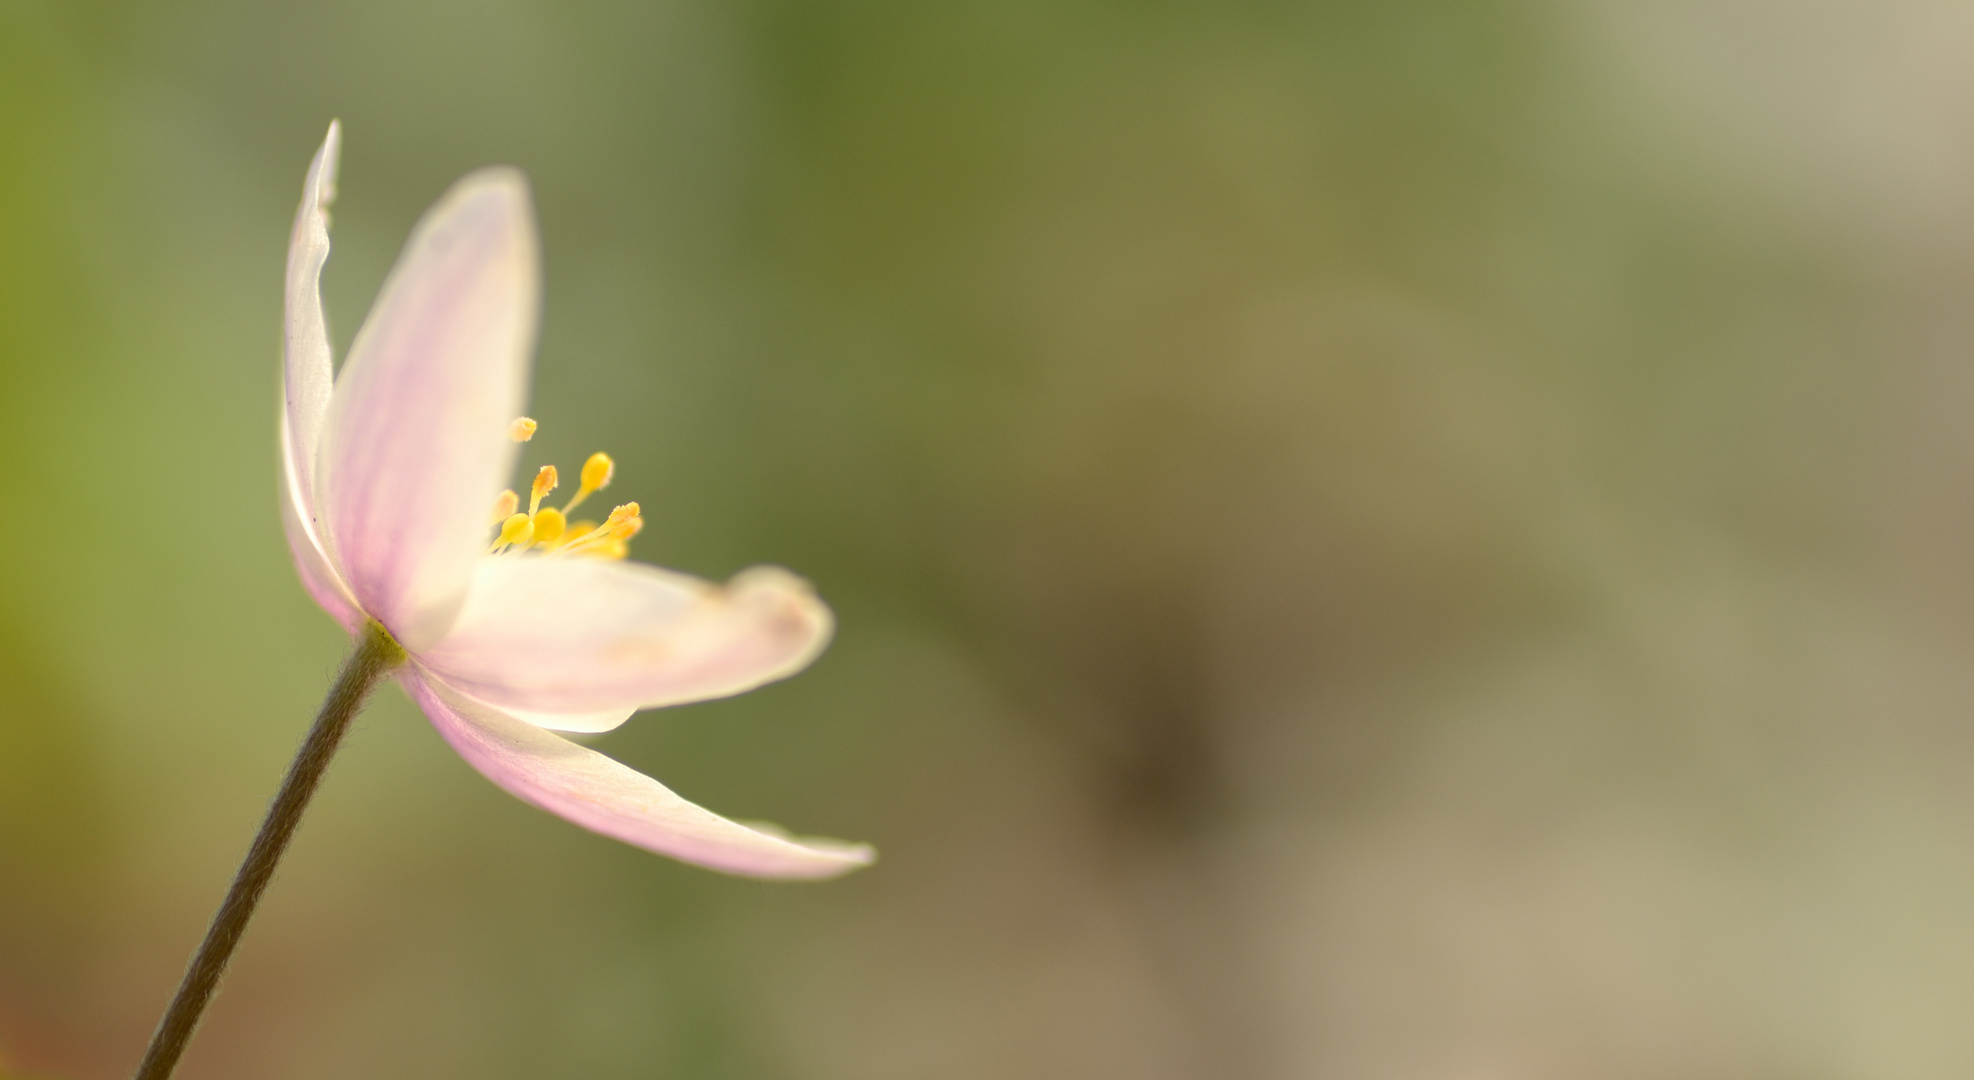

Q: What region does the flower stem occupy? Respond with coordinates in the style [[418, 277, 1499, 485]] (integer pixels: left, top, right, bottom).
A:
[[132, 621, 405, 1080]]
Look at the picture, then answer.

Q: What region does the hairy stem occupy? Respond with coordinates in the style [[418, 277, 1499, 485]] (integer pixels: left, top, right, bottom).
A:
[[132, 621, 404, 1080]]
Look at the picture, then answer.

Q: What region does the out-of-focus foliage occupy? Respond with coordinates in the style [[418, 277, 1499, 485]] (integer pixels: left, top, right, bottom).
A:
[[8, 0, 1974, 1077]]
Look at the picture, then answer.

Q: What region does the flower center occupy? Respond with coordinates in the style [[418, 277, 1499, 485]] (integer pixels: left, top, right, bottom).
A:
[[488, 417, 644, 559]]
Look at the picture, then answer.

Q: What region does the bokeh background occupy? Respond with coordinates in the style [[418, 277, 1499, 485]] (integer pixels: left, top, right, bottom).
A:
[[8, 1, 1974, 1077]]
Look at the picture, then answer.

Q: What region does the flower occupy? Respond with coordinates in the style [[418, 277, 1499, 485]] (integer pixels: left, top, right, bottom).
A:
[[280, 122, 872, 879]]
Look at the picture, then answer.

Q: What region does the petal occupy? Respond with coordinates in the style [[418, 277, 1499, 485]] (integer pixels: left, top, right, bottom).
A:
[[500, 703, 639, 734], [281, 409, 361, 629], [401, 669, 874, 879], [284, 120, 339, 525], [417, 558, 833, 715], [318, 169, 539, 651]]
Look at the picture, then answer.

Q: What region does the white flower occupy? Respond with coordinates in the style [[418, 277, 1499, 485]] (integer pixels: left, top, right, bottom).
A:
[[280, 122, 871, 879]]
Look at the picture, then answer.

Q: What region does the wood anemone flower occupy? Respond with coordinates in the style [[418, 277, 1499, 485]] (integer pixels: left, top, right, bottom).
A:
[[279, 122, 871, 880]]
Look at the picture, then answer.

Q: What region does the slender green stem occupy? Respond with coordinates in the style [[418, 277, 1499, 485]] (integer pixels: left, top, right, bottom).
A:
[[132, 621, 404, 1080]]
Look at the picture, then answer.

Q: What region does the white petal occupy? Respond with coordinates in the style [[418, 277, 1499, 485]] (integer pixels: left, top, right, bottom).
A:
[[401, 669, 874, 879], [281, 409, 360, 628], [284, 120, 339, 530], [501, 701, 638, 734], [318, 169, 538, 650], [417, 558, 833, 715]]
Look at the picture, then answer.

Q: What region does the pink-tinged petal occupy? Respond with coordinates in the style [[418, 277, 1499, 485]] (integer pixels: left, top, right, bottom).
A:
[[418, 558, 833, 715], [401, 669, 874, 879], [284, 121, 339, 526], [318, 169, 539, 651], [281, 411, 360, 629]]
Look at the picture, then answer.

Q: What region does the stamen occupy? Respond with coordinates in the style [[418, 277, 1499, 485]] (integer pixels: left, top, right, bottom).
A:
[[487, 427, 636, 559], [550, 502, 643, 558], [528, 466, 558, 516], [563, 452, 615, 514], [598, 502, 644, 541], [532, 507, 567, 546], [492, 513, 535, 551]]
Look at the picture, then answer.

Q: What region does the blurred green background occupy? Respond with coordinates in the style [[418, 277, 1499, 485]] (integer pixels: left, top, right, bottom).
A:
[[7, 0, 1974, 1077]]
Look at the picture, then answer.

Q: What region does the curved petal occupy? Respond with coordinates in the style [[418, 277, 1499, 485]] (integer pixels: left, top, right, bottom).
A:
[[417, 558, 833, 715], [401, 669, 874, 879], [281, 410, 360, 629], [284, 120, 339, 525], [318, 169, 538, 650]]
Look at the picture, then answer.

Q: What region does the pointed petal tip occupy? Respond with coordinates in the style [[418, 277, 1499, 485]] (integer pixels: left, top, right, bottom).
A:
[[311, 121, 341, 207], [739, 827, 877, 879], [285, 119, 347, 556]]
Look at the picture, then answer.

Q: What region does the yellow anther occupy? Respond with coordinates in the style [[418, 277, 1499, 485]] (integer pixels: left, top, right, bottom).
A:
[[508, 417, 538, 443], [581, 453, 614, 492], [549, 502, 642, 559], [490, 489, 519, 525], [531, 507, 567, 545], [495, 513, 535, 549], [563, 452, 616, 514], [528, 465, 559, 515], [584, 503, 642, 542]]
